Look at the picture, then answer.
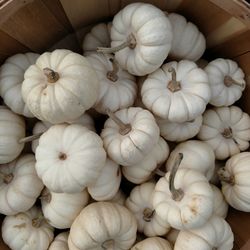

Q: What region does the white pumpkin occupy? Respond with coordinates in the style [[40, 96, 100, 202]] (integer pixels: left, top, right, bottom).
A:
[[205, 58, 245, 106], [41, 187, 89, 229], [126, 182, 171, 237], [174, 216, 233, 250], [87, 53, 137, 114], [122, 137, 169, 184], [198, 106, 250, 160], [49, 232, 69, 250], [141, 60, 210, 122], [31, 112, 95, 153], [131, 237, 172, 250], [101, 107, 160, 166], [35, 124, 106, 193], [0, 106, 25, 164], [0, 53, 39, 117], [0, 154, 43, 215], [157, 115, 202, 142], [107, 189, 126, 206], [166, 228, 179, 246], [83, 22, 111, 55], [22, 49, 99, 124], [153, 153, 214, 230], [68, 202, 137, 250], [98, 3, 173, 76], [168, 13, 206, 61], [87, 158, 121, 201], [211, 184, 228, 218], [2, 206, 54, 250], [218, 152, 250, 212]]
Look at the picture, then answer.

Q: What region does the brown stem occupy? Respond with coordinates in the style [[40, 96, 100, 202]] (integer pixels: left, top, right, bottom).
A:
[[43, 68, 60, 83], [218, 168, 234, 185], [0, 172, 13, 184], [97, 34, 136, 54], [224, 75, 244, 88], [106, 109, 131, 135], [102, 239, 115, 250], [221, 127, 233, 139], [32, 214, 44, 228], [167, 67, 181, 92], [106, 58, 119, 82], [143, 208, 155, 222], [169, 153, 184, 201], [39, 188, 51, 203], [19, 132, 43, 144]]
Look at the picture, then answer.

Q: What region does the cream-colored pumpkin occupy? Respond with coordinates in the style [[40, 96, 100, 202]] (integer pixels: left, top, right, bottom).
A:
[[98, 3, 173, 76], [0, 106, 25, 164], [218, 152, 250, 212], [174, 216, 233, 250], [153, 153, 214, 230], [35, 124, 106, 193], [101, 107, 160, 166], [198, 106, 250, 160], [131, 237, 172, 250], [205, 58, 245, 106], [41, 187, 89, 229], [49, 232, 69, 250], [166, 140, 215, 180], [31, 112, 95, 153], [141, 60, 210, 122], [157, 115, 202, 142], [68, 202, 137, 250], [0, 154, 43, 215], [0, 53, 39, 117], [87, 53, 137, 114], [168, 13, 206, 61], [83, 22, 111, 55], [87, 158, 121, 201], [2, 206, 54, 250], [126, 182, 170, 237], [166, 228, 179, 246], [22, 49, 99, 124], [211, 184, 228, 218], [122, 137, 169, 184], [108, 190, 126, 206]]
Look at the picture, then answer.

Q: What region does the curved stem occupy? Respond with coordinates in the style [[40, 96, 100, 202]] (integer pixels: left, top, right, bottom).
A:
[[19, 132, 43, 144], [32, 214, 44, 228], [221, 127, 233, 139], [106, 58, 119, 82], [0, 172, 13, 184], [43, 68, 59, 83], [167, 67, 181, 92], [218, 168, 234, 185], [102, 239, 115, 250], [143, 208, 155, 222], [224, 75, 244, 88], [106, 109, 131, 135], [169, 153, 184, 201]]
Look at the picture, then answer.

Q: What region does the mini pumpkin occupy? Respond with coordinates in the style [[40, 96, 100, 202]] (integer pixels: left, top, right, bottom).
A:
[[2, 206, 54, 250], [126, 182, 171, 237], [0, 53, 39, 117], [218, 152, 250, 212], [0, 154, 43, 215], [101, 107, 160, 166], [131, 237, 172, 250], [166, 140, 215, 180], [122, 137, 169, 184], [68, 202, 137, 250], [87, 158, 121, 201], [49, 232, 69, 250], [35, 124, 106, 193], [141, 60, 210, 122], [87, 53, 137, 114], [0, 106, 25, 164], [198, 106, 250, 160], [153, 153, 214, 230], [97, 3, 173, 76], [174, 216, 233, 250], [205, 58, 245, 106], [22, 49, 99, 124]]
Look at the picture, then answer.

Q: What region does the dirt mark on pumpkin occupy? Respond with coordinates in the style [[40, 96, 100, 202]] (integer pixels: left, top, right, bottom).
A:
[[14, 223, 26, 229]]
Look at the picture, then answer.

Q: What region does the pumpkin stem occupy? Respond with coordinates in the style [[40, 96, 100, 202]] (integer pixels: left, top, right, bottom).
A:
[[19, 132, 43, 144], [167, 67, 181, 92], [224, 75, 244, 88], [106, 58, 119, 82], [218, 167, 235, 185], [39, 188, 51, 203], [221, 127, 233, 139], [43, 67, 60, 83], [169, 153, 184, 201], [143, 208, 155, 222], [0, 172, 14, 184], [97, 33, 136, 54], [32, 214, 45, 228], [106, 109, 132, 135], [102, 239, 115, 250]]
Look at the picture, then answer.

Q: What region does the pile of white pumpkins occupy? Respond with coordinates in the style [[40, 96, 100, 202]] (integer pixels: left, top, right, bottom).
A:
[[0, 2, 249, 250]]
